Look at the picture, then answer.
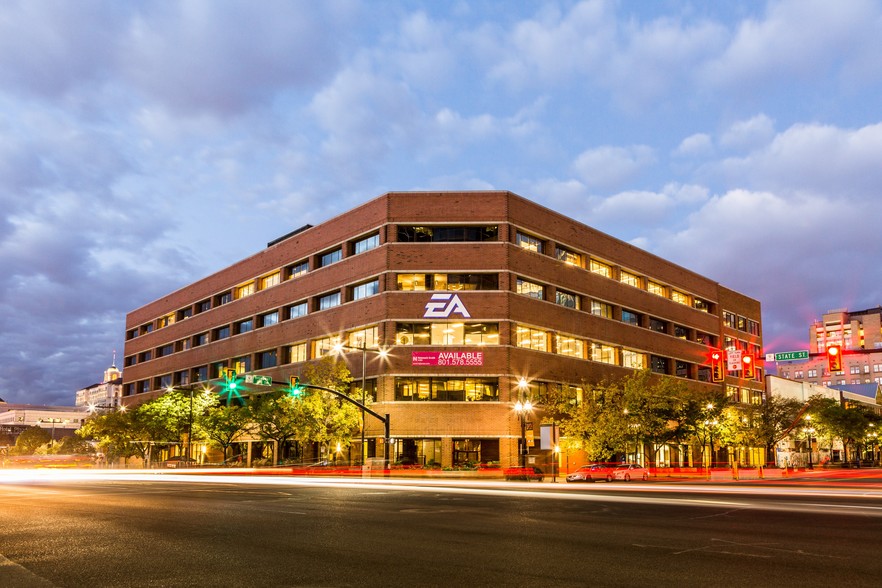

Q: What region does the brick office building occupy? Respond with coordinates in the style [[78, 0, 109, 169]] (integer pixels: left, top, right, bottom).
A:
[[122, 191, 763, 469]]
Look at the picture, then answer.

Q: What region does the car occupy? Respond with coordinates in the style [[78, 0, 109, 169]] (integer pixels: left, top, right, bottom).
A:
[[612, 463, 650, 481], [162, 456, 197, 469], [504, 466, 544, 481], [566, 463, 615, 483]]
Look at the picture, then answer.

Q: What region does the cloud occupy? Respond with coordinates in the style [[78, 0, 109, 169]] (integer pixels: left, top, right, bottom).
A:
[[701, 0, 882, 91], [719, 114, 775, 151], [572, 145, 656, 191], [673, 133, 714, 158]]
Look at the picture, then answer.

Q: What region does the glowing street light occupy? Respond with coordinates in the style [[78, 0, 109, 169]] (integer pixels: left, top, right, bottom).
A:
[[331, 340, 391, 466], [514, 378, 533, 468]]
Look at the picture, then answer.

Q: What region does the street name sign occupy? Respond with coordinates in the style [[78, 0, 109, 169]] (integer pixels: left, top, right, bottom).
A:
[[245, 374, 272, 386], [772, 350, 809, 362]]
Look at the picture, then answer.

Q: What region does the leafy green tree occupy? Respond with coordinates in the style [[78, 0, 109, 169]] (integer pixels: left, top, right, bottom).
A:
[[299, 356, 361, 461], [54, 435, 95, 455], [740, 396, 803, 465], [249, 392, 303, 463], [78, 409, 147, 463], [200, 403, 252, 462], [11, 426, 51, 455], [561, 381, 629, 461]]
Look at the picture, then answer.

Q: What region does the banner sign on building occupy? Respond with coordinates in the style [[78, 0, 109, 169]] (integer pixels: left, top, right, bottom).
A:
[[411, 351, 484, 366]]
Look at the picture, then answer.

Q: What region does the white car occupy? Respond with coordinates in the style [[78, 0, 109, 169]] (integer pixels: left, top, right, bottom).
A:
[[612, 463, 650, 481]]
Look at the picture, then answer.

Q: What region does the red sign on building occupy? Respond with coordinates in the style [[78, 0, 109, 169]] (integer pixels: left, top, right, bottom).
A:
[[411, 351, 484, 366]]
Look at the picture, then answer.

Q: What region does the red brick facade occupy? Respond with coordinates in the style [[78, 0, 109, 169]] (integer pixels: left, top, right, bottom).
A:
[[123, 191, 763, 468]]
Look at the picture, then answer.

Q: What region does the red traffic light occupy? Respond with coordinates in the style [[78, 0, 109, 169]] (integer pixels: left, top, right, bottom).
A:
[[742, 354, 756, 379], [827, 345, 842, 372], [710, 350, 725, 382]]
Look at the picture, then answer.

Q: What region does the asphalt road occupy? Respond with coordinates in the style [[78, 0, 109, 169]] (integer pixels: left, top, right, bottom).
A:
[[1, 472, 881, 587]]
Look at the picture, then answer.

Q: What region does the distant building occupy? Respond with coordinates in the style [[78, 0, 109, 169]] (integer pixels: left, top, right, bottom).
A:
[[776, 307, 882, 387], [0, 404, 89, 442], [75, 364, 123, 409]]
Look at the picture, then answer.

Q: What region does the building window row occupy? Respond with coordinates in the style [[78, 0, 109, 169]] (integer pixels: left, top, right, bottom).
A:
[[513, 229, 716, 315], [397, 273, 498, 291], [394, 377, 499, 402], [395, 322, 499, 346], [126, 230, 384, 340]]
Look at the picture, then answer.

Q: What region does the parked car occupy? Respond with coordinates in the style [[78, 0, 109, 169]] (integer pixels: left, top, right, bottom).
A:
[[612, 463, 650, 481], [162, 456, 197, 469], [504, 466, 544, 481], [566, 463, 615, 483]]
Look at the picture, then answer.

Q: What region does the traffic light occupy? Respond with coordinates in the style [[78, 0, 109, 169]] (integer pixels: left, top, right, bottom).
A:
[[710, 350, 725, 382], [827, 345, 842, 372], [220, 369, 242, 405], [289, 376, 303, 397], [222, 367, 237, 380], [742, 354, 755, 379]]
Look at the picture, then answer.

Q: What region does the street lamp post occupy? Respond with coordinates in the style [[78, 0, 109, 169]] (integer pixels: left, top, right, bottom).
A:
[[332, 341, 389, 466], [514, 378, 532, 468], [805, 415, 814, 470]]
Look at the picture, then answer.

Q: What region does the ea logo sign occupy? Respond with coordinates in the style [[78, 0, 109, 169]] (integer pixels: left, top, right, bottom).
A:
[[423, 293, 471, 319]]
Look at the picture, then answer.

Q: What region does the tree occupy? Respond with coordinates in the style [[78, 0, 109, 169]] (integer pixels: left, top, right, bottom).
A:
[[300, 356, 361, 461], [78, 409, 147, 463], [742, 396, 802, 465], [54, 435, 95, 455], [200, 403, 252, 462], [249, 392, 303, 463], [11, 426, 51, 455]]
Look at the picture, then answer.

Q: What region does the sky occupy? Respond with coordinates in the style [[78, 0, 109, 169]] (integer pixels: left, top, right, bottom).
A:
[[2, 0, 881, 406]]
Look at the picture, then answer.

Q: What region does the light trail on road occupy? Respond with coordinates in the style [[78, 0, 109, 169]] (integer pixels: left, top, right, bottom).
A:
[[3, 469, 882, 517]]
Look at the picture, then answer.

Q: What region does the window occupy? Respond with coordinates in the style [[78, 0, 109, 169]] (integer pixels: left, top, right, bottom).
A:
[[396, 322, 499, 346], [397, 273, 498, 291], [622, 350, 646, 369], [158, 313, 175, 328], [850, 366, 861, 375], [591, 301, 612, 319], [516, 278, 544, 300], [159, 374, 172, 390], [232, 356, 251, 374], [650, 318, 668, 333], [319, 248, 343, 268], [394, 377, 499, 402], [737, 315, 747, 331], [674, 325, 689, 339], [288, 261, 308, 278], [354, 233, 380, 254], [516, 232, 543, 253], [647, 281, 665, 296], [215, 292, 232, 307], [213, 325, 230, 340], [352, 279, 379, 300], [260, 272, 281, 290], [348, 326, 379, 349], [234, 281, 255, 299], [694, 298, 711, 312], [235, 319, 253, 334], [312, 335, 342, 358], [156, 344, 173, 357], [288, 302, 308, 319], [696, 332, 716, 346], [176, 307, 192, 321], [671, 290, 689, 305], [259, 311, 279, 328], [197, 299, 211, 313], [555, 290, 580, 309], [288, 343, 307, 363], [620, 270, 641, 287], [397, 226, 498, 242], [591, 343, 617, 365], [807, 369, 817, 378], [140, 323, 153, 335], [194, 366, 208, 382], [622, 310, 640, 325], [650, 355, 668, 374], [257, 350, 277, 369], [748, 320, 760, 336], [589, 259, 612, 278], [555, 335, 585, 358], [556, 246, 582, 266], [516, 325, 548, 352], [318, 292, 341, 310], [723, 311, 737, 329]]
